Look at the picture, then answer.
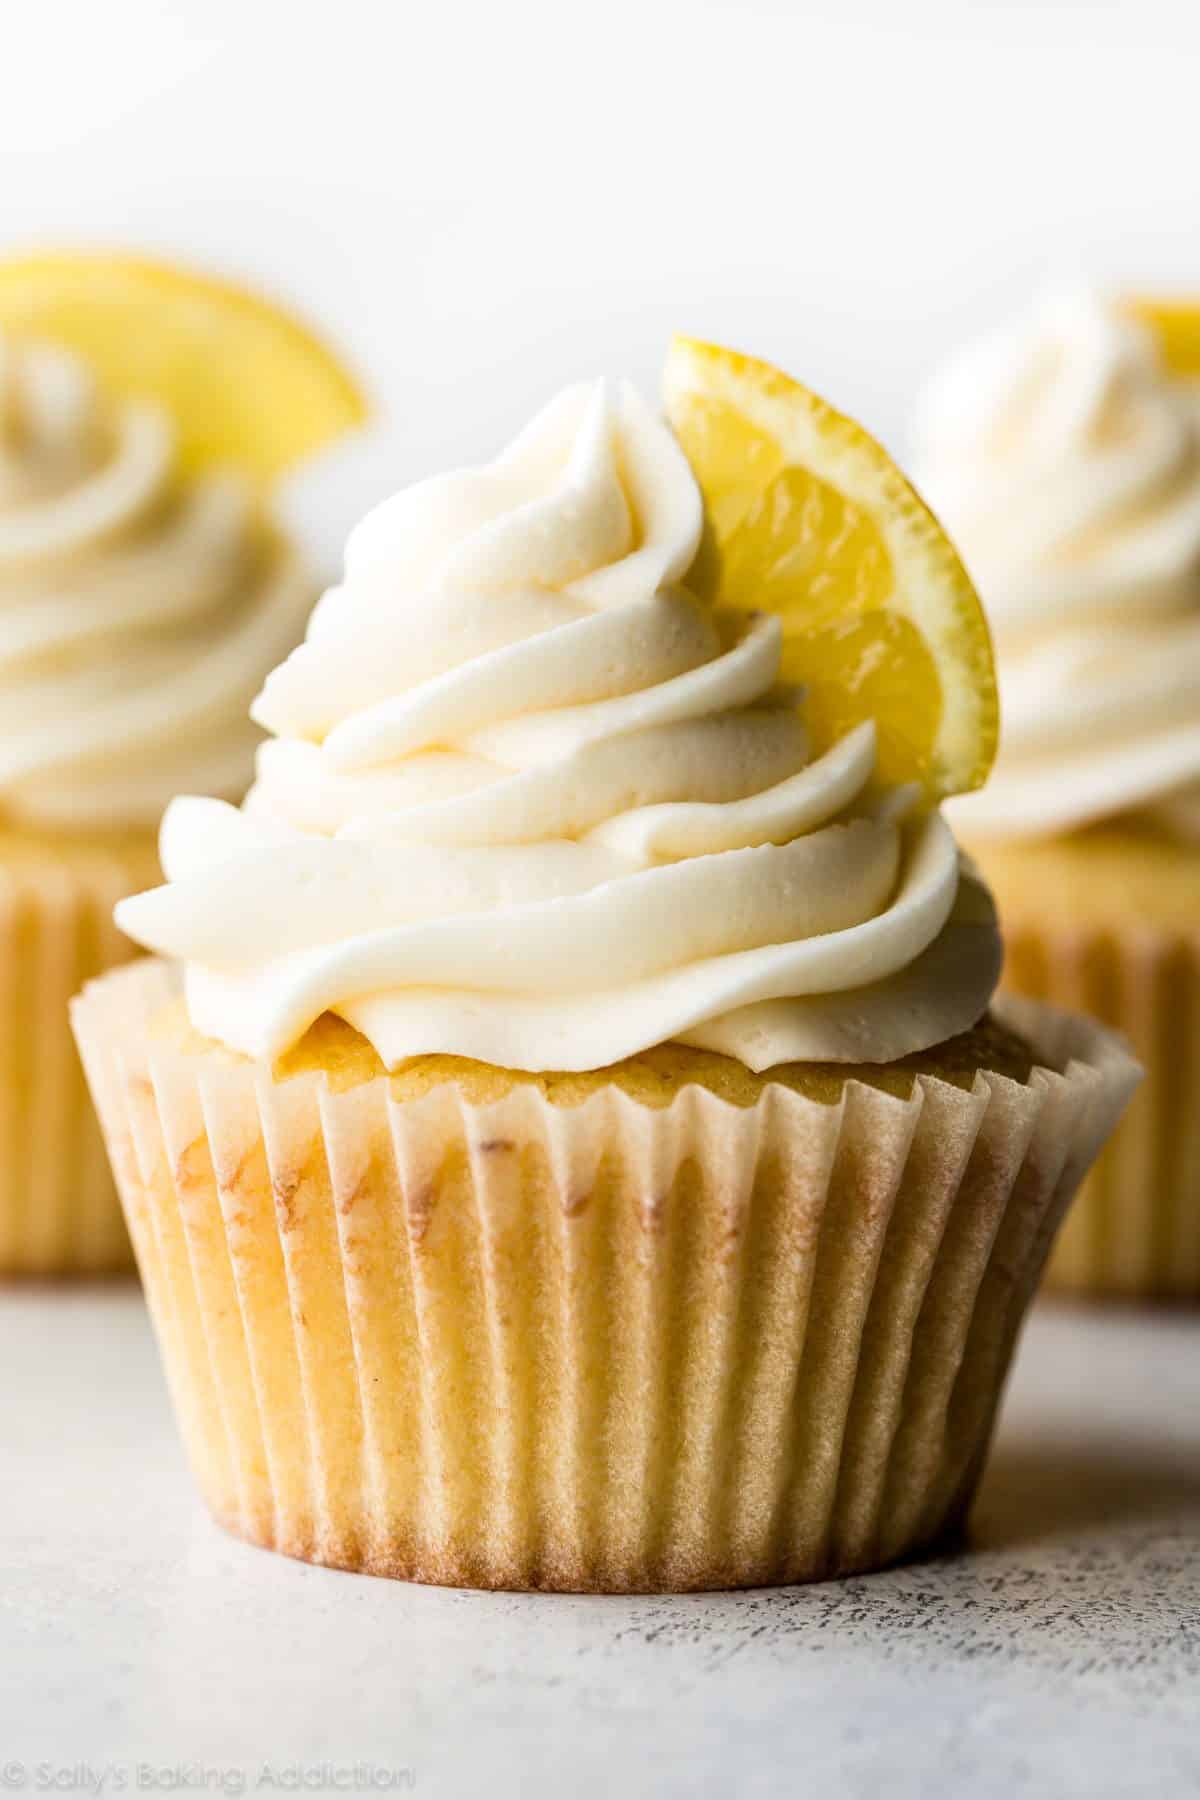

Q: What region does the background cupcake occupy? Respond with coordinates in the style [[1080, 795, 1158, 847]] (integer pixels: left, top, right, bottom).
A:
[[0, 250, 366, 1275], [914, 290, 1200, 1300], [74, 340, 1136, 1590]]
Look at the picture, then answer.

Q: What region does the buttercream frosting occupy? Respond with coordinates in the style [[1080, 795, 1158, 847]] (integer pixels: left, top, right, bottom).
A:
[[914, 291, 1200, 840], [0, 333, 313, 830], [117, 378, 1000, 1072]]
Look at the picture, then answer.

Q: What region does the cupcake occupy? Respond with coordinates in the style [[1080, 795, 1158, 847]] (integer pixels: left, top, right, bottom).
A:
[[73, 340, 1136, 1590], [0, 251, 366, 1274], [915, 290, 1200, 1300]]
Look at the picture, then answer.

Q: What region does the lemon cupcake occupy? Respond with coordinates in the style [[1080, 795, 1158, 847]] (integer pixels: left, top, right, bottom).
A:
[[915, 290, 1200, 1300], [0, 252, 365, 1275], [73, 342, 1136, 1590]]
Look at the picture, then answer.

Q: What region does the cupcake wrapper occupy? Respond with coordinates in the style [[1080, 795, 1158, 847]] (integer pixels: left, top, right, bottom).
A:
[[1, 840, 155, 1276], [1005, 917, 1200, 1300], [72, 960, 1137, 1591]]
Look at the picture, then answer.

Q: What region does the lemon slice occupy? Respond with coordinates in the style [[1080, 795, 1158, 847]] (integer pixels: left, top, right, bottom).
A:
[[0, 249, 367, 484], [1125, 296, 1200, 379], [663, 336, 997, 801]]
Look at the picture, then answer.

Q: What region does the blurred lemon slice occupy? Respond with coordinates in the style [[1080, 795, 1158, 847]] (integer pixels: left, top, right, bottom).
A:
[[0, 249, 367, 484], [663, 336, 998, 801], [1125, 296, 1200, 379]]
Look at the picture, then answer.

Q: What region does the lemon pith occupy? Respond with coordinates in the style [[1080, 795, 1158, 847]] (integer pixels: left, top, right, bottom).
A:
[[663, 337, 997, 801], [0, 249, 367, 484]]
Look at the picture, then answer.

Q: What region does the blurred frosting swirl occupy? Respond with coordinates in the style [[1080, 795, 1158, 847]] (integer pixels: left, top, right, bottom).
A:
[[118, 379, 999, 1072], [0, 334, 313, 831], [914, 291, 1200, 841]]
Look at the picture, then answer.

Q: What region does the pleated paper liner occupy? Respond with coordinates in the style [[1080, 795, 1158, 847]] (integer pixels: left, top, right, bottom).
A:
[[1, 831, 158, 1276], [1004, 916, 1200, 1300], [72, 960, 1137, 1591]]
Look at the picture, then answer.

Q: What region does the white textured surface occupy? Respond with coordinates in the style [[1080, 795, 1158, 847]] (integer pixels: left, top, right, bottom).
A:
[[1, 1292, 1197, 1797]]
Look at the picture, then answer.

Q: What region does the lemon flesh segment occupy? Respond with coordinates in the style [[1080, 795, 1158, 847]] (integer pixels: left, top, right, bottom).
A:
[[663, 338, 998, 802], [0, 251, 367, 485]]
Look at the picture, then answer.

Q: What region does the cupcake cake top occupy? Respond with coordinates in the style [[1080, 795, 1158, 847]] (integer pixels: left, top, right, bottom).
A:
[[118, 356, 1002, 1074], [0, 333, 314, 832], [914, 289, 1200, 840]]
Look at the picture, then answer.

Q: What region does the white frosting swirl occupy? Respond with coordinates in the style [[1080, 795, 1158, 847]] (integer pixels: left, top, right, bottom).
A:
[[117, 380, 999, 1073], [914, 291, 1200, 840], [0, 334, 314, 831]]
